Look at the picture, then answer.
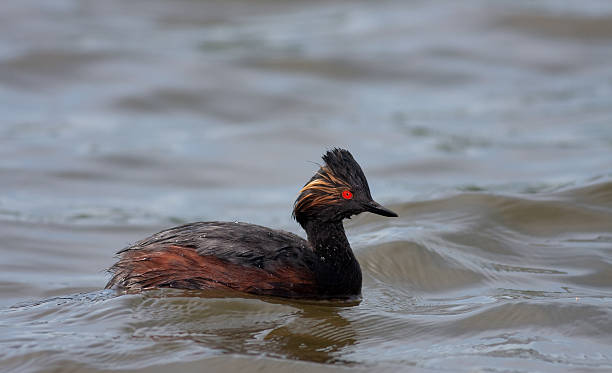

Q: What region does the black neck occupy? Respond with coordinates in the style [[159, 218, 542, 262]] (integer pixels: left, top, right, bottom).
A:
[[302, 219, 362, 296], [303, 220, 352, 261]]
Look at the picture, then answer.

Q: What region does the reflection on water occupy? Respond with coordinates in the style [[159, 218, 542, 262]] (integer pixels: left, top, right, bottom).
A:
[[121, 290, 358, 364], [1, 0, 612, 372]]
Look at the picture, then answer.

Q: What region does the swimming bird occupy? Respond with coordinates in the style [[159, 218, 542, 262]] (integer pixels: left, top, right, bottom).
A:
[[105, 148, 397, 299]]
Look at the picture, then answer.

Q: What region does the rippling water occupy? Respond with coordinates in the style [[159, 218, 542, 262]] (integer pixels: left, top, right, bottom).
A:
[[1, 0, 612, 372]]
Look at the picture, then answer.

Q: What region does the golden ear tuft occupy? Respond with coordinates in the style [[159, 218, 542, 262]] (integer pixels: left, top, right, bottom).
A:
[[294, 167, 351, 212]]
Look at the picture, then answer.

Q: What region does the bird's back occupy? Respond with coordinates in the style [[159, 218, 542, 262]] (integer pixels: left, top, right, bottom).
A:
[[106, 222, 319, 297]]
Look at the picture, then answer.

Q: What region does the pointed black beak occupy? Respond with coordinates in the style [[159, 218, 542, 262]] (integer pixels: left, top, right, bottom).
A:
[[362, 200, 398, 217]]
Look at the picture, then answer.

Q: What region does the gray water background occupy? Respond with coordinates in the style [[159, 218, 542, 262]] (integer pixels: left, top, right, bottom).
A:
[[1, 0, 612, 372]]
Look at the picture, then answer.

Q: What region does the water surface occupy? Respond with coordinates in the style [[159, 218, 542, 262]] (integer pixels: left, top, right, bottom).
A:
[[1, 0, 612, 372]]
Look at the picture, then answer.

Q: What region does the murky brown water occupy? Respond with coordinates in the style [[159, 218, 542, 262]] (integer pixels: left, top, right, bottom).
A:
[[1, 0, 612, 372]]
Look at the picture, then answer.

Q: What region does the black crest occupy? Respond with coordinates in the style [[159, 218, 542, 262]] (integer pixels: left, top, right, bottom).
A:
[[322, 148, 372, 198]]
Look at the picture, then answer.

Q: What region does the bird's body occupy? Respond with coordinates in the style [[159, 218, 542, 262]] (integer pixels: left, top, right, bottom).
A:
[[106, 149, 397, 299]]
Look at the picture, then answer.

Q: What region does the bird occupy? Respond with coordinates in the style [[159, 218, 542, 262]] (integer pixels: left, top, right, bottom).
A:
[[105, 148, 398, 299]]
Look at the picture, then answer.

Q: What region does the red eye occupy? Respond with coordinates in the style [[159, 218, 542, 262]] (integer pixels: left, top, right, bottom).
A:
[[342, 190, 353, 200]]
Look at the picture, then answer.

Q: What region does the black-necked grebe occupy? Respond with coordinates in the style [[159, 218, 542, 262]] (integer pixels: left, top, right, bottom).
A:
[[106, 148, 398, 299]]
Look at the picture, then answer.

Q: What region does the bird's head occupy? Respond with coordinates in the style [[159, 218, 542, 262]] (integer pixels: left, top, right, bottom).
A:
[[293, 148, 397, 227]]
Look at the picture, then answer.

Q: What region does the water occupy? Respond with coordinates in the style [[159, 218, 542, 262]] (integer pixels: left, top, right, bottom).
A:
[[1, 0, 612, 372]]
